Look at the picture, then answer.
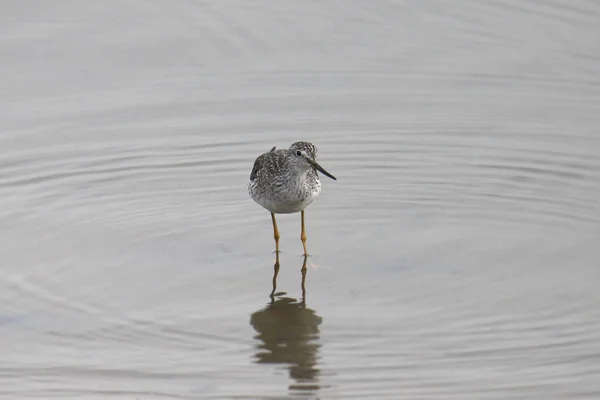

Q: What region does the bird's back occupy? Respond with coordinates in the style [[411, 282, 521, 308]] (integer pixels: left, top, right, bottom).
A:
[[249, 147, 287, 182]]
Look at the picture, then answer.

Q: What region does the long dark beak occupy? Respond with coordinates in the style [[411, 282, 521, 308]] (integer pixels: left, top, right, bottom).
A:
[[310, 159, 337, 180]]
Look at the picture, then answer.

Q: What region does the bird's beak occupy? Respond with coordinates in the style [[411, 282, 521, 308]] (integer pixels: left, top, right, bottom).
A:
[[310, 159, 337, 180]]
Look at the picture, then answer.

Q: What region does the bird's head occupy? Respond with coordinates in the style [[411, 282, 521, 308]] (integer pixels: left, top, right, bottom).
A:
[[288, 142, 336, 180]]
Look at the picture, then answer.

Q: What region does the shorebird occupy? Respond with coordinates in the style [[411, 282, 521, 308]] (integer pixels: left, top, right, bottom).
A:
[[248, 142, 336, 256]]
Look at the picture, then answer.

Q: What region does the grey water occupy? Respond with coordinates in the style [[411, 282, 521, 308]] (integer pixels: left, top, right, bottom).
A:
[[1, 1, 600, 399]]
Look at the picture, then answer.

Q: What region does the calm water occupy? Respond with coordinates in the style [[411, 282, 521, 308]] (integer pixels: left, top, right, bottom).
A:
[[1, 1, 600, 399]]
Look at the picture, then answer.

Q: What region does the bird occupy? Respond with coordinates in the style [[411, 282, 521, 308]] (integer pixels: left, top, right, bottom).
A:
[[248, 141, 336, 256]]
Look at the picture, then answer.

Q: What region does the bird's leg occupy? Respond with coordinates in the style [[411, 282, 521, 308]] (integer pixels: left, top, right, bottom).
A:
[[271, 212, 280, 253], [301, 210, 308, 256]]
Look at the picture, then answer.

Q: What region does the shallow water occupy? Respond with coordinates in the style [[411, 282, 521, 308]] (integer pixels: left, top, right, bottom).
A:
[[1, 1, 600, 399]]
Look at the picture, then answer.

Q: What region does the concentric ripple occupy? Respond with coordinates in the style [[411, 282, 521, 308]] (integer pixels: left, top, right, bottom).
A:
[[1, 0, 600, 399]]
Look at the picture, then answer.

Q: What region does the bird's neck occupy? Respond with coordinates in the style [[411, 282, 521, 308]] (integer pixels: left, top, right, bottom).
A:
[[300, 168, 317, 182]]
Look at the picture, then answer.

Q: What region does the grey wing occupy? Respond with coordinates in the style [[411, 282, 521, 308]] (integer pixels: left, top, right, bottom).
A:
[[250, 154, 264, 181], [250, 147, 277, 181]]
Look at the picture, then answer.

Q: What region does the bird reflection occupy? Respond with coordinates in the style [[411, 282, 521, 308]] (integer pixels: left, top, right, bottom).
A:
[[250, 255, 323, 393], [269, 252, 308, 302]]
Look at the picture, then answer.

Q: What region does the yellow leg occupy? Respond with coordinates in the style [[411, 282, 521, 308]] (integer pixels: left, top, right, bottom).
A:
[[301, 210, 308, 256], [271, 212, 280, 253]]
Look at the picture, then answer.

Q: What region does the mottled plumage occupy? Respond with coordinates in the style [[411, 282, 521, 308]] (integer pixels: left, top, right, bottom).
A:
[[248, 142, 333, 214], [248, 141, 336, 255]]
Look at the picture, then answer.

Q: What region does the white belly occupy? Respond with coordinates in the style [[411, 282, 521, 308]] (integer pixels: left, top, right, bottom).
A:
[[248, 179, 321, 214], [258, 196, 316, 214]]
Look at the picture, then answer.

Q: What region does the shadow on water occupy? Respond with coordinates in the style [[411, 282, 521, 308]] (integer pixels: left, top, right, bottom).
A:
[[250, 255, 323, 394]]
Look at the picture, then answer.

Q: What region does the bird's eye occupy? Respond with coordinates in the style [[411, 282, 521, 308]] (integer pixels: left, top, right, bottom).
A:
[[295, 150, 302, 157]]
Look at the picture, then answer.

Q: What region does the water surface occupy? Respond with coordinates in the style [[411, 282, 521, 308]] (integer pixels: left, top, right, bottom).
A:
[[1, 1, 600, 399]]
